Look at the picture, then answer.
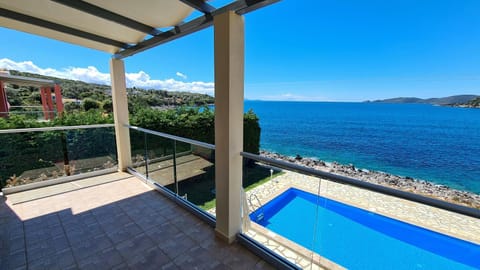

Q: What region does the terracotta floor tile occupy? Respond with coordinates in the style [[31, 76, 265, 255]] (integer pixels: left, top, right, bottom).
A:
[[1, 173, 272, 270]]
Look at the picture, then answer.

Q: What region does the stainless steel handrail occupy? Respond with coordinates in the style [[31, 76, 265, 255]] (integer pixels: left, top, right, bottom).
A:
[[240, 151, 480, 219], [0, 124, 115, 134], [126, 124, 215, 150]]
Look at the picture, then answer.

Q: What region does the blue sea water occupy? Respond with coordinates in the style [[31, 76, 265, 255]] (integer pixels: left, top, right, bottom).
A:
[[244, 101, 480, 194]]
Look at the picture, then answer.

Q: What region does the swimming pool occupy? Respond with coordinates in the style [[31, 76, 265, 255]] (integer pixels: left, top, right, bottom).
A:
[[250, 188, 480, 270]]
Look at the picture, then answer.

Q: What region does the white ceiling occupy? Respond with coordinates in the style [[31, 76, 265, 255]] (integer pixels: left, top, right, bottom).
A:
[[0, 0, 193, 53]]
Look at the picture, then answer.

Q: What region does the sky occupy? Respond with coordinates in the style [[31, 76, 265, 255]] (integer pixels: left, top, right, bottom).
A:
[[0, 0, 479, 101]]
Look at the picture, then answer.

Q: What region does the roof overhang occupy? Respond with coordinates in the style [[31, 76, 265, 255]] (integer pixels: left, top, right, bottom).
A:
[[0, 73, 56, 87], [0, 0, 279, 59]]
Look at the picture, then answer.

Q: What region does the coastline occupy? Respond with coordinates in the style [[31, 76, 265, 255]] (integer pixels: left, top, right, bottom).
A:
[[260, 150, 480, 209]]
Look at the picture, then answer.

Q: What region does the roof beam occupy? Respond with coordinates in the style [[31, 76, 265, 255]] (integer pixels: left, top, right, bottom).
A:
[[0, 7, 130, 49], [179, 0, 216, 14], [115, 15, 212, 59], [51, 0, 161, 35], [114, 0, 279, 59], [235, 0, 280, 15]]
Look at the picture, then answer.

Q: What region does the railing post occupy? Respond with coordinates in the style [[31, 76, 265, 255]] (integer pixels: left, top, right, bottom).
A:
[[110, 58, 132, 171], [144, 132, 149, 178], [214, 11, 245, 243], [173, 140, 179, 195]]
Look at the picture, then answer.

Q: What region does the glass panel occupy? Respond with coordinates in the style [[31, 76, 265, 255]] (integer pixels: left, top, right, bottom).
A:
[[0, 130, 63, 188], [144, 133, 176, 193], [0, 127, 116, 189], [65, 127, 117, 175], [175, 142, 216, 214], [129, 128, 147, 173]]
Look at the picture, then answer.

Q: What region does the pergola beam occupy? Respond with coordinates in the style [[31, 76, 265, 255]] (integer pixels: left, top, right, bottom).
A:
[[235, 0, 280, 15], [114, 14, 212, 59], [114, 0, 279, 59], [179, 0, 216, 14], [0, 7, 130, 49], [51, 0, 161, 36]]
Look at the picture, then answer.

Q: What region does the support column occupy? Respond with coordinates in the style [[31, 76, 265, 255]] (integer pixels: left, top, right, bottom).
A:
[[0, 81, 8, 118], [214, 11, 245, 243], [45, 87, 54, 119], [110, 58, 131, 171], [54, 84, 64, 116], [40, 87, 49, 120]]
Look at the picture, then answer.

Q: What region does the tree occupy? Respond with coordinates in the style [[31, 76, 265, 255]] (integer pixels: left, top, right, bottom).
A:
[[101, 99, 113, 113], [82, 98, 100, 111]]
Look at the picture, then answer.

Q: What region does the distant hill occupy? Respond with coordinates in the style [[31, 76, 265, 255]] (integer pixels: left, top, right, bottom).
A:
[[4, 70, 214, 112], [368, 95, 479, 105], [454, 97, 480, 108]]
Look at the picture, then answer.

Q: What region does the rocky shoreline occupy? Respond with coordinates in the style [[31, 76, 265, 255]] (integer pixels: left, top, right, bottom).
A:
[[260, 150, 480, 209]]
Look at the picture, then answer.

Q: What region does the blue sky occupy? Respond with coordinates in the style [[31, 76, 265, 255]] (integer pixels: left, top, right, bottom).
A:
[[1, 0, 479, 101]]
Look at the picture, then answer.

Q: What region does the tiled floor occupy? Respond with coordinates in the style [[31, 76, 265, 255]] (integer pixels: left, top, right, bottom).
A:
[[0, 173, 273, 270]]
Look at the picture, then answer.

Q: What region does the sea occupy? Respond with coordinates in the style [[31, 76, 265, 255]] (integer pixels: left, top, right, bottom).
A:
[[244, 101, 480, 194]]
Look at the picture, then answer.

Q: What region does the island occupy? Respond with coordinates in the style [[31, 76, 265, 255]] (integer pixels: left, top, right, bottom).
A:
[[366, 95, 479, 107]]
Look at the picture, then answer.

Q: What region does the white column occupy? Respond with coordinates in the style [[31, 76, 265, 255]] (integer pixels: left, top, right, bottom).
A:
[[110, 58, 132, 171], [214, 11, 245, 243]]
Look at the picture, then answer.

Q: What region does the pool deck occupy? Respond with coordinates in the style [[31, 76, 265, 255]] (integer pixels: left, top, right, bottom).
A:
[[238, 170, 480, 269]]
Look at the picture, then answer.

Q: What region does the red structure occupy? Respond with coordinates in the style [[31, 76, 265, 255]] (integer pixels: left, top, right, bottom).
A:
[[0, 72, 63, 120], [0, 80, 9, 118]]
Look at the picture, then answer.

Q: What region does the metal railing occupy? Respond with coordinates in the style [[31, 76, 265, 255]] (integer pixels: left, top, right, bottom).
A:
[[125, 125, 215, 150], [0, 124, 114, 134], [126, 125, 216, 216]]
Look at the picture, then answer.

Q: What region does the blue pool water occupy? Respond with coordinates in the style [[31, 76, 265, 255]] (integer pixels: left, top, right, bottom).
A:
[[250, 188, 480, 270]]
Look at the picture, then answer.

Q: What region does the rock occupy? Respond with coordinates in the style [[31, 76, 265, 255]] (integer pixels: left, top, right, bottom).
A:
[[258, 150, 479, 209]]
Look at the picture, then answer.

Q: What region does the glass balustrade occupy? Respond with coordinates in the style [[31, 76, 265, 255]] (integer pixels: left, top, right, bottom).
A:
[[0, 125, 116, 189], [127, 126, 216, 215]]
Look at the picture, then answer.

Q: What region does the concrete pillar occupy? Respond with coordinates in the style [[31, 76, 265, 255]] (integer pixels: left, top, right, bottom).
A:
[[110, 58, 132, 171], [214, 11, 245, 243]]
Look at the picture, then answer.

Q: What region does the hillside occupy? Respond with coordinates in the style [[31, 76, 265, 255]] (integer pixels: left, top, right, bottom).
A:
[[4, 70, 214, 112], [369, 95, 479, 105], [455, 97, 480, 108]]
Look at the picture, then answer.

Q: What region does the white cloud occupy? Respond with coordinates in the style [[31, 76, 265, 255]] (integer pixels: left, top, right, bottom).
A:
[[0, 58, 213, 94], [176, 71, 187, 80]]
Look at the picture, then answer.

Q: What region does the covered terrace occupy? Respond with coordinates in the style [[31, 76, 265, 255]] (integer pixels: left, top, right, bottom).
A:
[[0, 0, 292, 269]]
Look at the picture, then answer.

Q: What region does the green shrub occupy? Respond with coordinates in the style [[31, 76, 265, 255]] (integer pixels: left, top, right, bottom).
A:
[[82, 98, 100, 111], [130, 106, 261, 154], [64, 101, 81, 112], [101, 99, 113, 113]]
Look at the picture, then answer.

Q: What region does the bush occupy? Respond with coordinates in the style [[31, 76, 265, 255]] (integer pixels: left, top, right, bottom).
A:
[[130, 106, 261, 154], [64, 101, 81, 112], [101, 100, 113, 113], [82, 98, 100, 111]]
